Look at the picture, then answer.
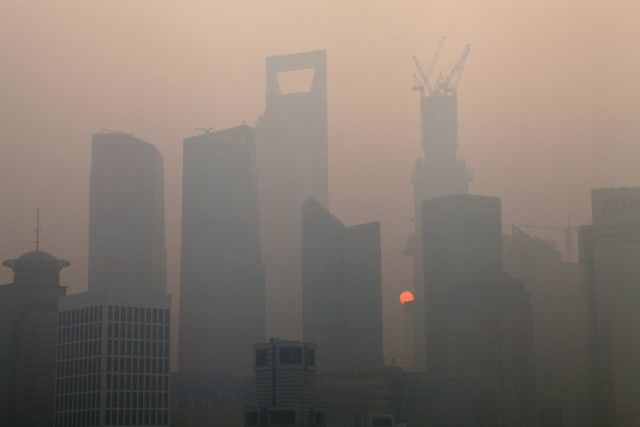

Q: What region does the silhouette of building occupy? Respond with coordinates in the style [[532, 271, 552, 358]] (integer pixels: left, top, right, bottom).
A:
[[256, 50, 328, 339], [580, 187, 640, 427], [245, 339, 325, 427], [316, 367, 482, 427], [55, 289, 171, 427], [0, 249, 69, 427], [170, 372, 254, 427], [179, 125, 264, 376], [301, 198, 383, 370], [421, 194, 537, 427], [399, 291, 416, 370], [504, 226, 592, 427], [88, 131, 166, 293], [405, 50, 472, 370]]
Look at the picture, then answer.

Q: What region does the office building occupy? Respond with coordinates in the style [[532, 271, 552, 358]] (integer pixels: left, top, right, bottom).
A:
[[256, 50, 328, 339], [421, 194, 502, 376], [179, 125, 264, 376], [0, 249, 69, 427], [55, 289, 171, 427], [398, 291, 415, 370], [245, 339, 324, 427], [88, 131, 166, 293], [504, 226, 592, 427], [580, 187, 640, 427], [301, 198, 383, 370], [421, 194, 537, 427]]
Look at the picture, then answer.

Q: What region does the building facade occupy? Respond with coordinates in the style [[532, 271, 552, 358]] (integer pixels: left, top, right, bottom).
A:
[[256, 50, 328, 339], [301, 198, 383, 370], [580, 187, 640, 427], [504, 226, 592, 427], [421, 194, 538, 427], [245, 339, 324, 427], [88, 131, 166, 293], [0, 250, 69, 427], [179, 125, 265, 376], [55, 290, 171, 427]]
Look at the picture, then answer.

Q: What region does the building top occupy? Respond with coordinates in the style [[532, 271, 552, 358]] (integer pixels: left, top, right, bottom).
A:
[[591, 187, 640, 226], [3, 250, 70, 287], [184, 124, 255, 146]]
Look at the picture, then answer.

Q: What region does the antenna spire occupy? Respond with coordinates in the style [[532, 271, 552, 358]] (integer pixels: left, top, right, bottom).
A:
[[34, 208, 41, 251]]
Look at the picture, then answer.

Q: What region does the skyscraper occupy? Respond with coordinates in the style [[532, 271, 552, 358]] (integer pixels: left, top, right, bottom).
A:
[[256, 50, 328, 339], [88, 131, 166, 293], [54, 132, 172, 427], [0, 249, 69, 427], [580, 187, 640, 427], [504, 226, 592, 427], [179, 125, 265, 376], [406, 45, 472, 370], [421, 194, 538, 427], [301, 198, 383, 370]]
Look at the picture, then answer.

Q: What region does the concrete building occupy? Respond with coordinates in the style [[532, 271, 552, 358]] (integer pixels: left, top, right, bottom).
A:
[[504, 226, 592, 427], [421, 194, 538, 427], [0, 249, 69, 427], [301, 198, 383, 370], [179, 125, 265, 376], [406, 57, 472, 370], [88, 131, 166, 293], [256, 50, 328, 339], [245, 339, 324, 427], [55, 289, 171, 427], [580, 187, 640, 427], [398, 291, 415, 370]]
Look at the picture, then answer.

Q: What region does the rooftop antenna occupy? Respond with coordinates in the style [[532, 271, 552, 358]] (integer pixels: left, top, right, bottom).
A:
[[34, 208, 41, 251]]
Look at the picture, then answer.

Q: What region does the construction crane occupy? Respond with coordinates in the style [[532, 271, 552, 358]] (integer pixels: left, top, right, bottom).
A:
[[519, 223, 579, 263], [412, 36, 447, 95], [433, 43, 471, 96], [412, 36, 446, 95]]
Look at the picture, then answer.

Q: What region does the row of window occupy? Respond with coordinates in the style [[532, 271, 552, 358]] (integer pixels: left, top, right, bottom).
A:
[[106, 357, 169, 374], [56, 374, 101, 395], [255, 347, 316, 366], [59, 323, 103, 343], [107, 305, 170, 325], [54, 409, 169, 427], [56, 392, 100, 412], [54, 409, 100, 427], [105, 391, 169, 409], [57, 358, 102, 377], [107, 339, 169, 357], [106, 374, 169, 392], [105, 409, 169, 426], [58, 340, 102, 360], [59, 306, 103, 327], [107, 323, 170, 341]]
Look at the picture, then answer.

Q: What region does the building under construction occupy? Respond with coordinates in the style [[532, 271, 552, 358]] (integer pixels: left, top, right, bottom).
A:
[[405, 39, 472, 371]]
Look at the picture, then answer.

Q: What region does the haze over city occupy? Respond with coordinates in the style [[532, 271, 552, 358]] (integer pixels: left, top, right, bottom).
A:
[[1, 2, 639, 427]]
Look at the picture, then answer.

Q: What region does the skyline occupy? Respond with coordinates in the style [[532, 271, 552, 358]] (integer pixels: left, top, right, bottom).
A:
[[1, 0, 639, 361]]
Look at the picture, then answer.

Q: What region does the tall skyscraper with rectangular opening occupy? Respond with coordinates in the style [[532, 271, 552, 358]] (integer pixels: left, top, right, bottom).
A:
[[256, 50, 328, 340], [88, 131, 166, 293], [179, 125, 264, 376], [301, 198, 383, 370]]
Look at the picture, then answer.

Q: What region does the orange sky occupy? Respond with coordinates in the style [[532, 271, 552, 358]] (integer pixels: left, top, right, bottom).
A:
[[1, 0, 638, 359]]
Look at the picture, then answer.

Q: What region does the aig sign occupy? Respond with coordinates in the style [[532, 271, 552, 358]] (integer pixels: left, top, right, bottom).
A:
[[592, 187, 640, 226]]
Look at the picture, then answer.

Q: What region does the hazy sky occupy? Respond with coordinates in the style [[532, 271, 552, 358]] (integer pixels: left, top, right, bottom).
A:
[[1, 0, 638, 359]]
